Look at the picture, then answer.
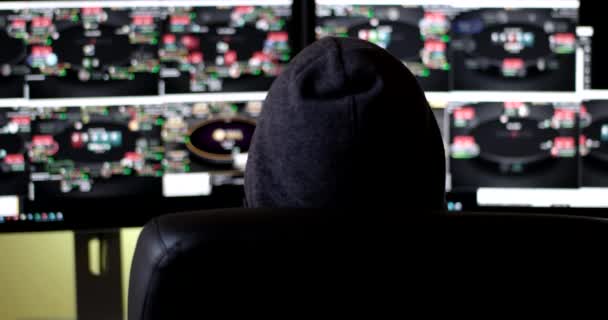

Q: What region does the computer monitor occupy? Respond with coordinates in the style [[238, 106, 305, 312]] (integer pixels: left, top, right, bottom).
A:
[[1, 0, 606, 230], [0, 0, 296, 231], [314, 0, 608, 213]]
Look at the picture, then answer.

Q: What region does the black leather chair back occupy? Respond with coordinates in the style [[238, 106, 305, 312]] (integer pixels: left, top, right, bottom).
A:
[[129, 209, 608, 319]]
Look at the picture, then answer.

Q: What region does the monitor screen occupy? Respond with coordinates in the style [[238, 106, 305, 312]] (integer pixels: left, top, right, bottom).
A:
[[0, 0, 294, 231]]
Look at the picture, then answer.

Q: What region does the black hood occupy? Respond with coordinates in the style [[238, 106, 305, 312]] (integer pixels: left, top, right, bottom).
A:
[[245, 37, 445, 210]]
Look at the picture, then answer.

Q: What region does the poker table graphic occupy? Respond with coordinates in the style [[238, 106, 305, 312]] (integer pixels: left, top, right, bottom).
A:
[[449, 102, 579, 190], [316, 6, 451, 91], [161, 5, 291, 94], [186, 117, 256, 164], [52, 122, 136, 163], [450, 9, 576, 91], [162, 26, 280, 93], [28, 11, 159, 98], [469, 119, 558, 168], [29, 113, 162, 199], [348, 20, 423, 63]]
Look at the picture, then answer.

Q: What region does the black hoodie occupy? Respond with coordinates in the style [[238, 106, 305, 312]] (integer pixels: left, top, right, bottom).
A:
[[245, 37, 445, 210]]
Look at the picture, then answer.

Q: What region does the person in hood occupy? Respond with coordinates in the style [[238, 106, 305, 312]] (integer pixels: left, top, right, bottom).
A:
[[245, 37, 445, 210]]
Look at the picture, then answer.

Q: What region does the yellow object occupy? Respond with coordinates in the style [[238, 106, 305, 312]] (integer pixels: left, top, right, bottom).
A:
[[0, 227, 142, 320]]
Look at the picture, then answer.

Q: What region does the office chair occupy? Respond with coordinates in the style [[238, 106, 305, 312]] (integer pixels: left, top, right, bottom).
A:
[[128, 208, 608, 319]]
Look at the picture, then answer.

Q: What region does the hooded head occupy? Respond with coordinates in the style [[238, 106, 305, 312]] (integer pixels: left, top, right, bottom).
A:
[[245, 37, 445, 210]]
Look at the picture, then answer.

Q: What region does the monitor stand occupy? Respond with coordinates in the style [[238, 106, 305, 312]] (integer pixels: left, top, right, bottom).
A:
[[74, 229, 123, 320]]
